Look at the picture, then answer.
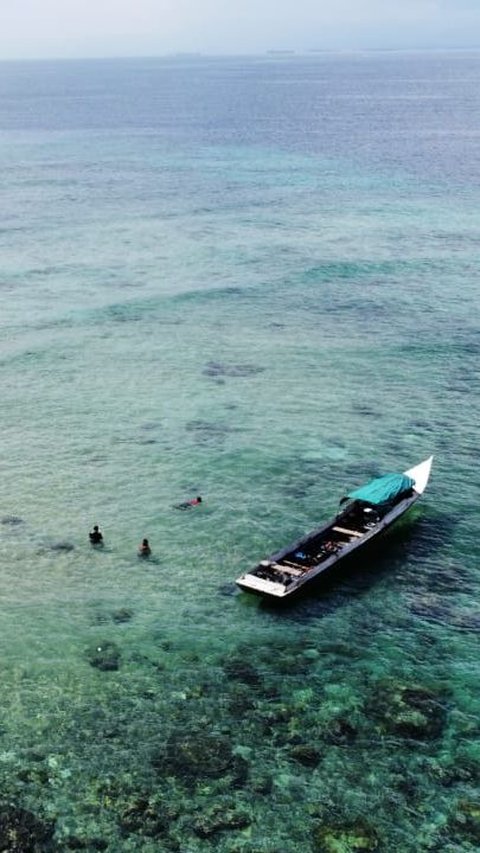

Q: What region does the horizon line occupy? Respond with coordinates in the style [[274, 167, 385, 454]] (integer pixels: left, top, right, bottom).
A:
[[0, 45, 480, 63]]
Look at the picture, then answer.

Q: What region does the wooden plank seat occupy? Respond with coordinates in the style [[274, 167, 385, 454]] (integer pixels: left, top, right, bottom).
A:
[[271, 562, 303, 577], [332, 526, 364, 538], [283, 560, 307, 573]]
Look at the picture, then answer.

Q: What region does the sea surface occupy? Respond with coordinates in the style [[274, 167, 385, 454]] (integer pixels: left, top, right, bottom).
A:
[[0, 52, 479, 851]]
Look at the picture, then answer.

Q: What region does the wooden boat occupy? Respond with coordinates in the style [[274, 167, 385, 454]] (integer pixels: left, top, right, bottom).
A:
[[236, 456, 433, 600]]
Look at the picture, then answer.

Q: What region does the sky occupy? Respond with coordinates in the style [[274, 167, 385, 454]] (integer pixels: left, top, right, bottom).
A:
[[0, 0, 479, 59]]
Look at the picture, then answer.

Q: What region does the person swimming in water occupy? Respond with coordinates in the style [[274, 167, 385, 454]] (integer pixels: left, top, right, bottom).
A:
[[89, 525, 103, 545], [175, 496, 202, 510], [138, 538, 151, 557]]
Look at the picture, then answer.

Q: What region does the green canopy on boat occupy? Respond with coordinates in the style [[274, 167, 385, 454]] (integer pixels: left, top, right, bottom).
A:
[[344, 473, 415, 506]]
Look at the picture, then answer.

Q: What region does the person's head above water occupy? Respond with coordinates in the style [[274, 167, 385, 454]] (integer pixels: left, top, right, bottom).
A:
[[89, 524, 103, 544], [138, 538, 151, 556]]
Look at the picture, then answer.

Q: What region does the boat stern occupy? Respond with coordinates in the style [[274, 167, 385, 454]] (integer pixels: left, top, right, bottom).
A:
[[236, 572, 291, 598]]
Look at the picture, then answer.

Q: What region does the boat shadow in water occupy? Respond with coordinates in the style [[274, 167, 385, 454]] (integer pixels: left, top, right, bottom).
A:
[[255, 509, 456, 621]]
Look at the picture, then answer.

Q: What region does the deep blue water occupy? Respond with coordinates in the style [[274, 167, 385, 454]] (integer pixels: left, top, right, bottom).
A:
[[0, 52, 479, 851]]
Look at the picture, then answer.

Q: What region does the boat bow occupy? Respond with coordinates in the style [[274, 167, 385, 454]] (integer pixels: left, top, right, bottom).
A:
[[404, 455, 433, 495]]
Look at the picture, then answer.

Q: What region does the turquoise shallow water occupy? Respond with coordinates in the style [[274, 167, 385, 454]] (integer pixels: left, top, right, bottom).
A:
[[0, 53, 480, 851]]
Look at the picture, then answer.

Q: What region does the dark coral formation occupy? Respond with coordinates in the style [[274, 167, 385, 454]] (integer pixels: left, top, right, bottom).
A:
[[153, 730, 237, 784], [450, 800, 480, 844], [408, 593, 480, 631], [223, 655, 262, 686], [185, 418, 233, 445], [202, 361, 264, 378], [111, 608, 134, 623], [289, 744, 322, 767], [85, 641, 121, 671], [0, 804, 55, 852], [191, 802, 251, 838], [313, 819, 379, 852], [50, 541, 75, 552], [63, 836, 108, 850], [119, 794, 179, 839], [321, 716, 357, 745], [368, 682, 448, 740]]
